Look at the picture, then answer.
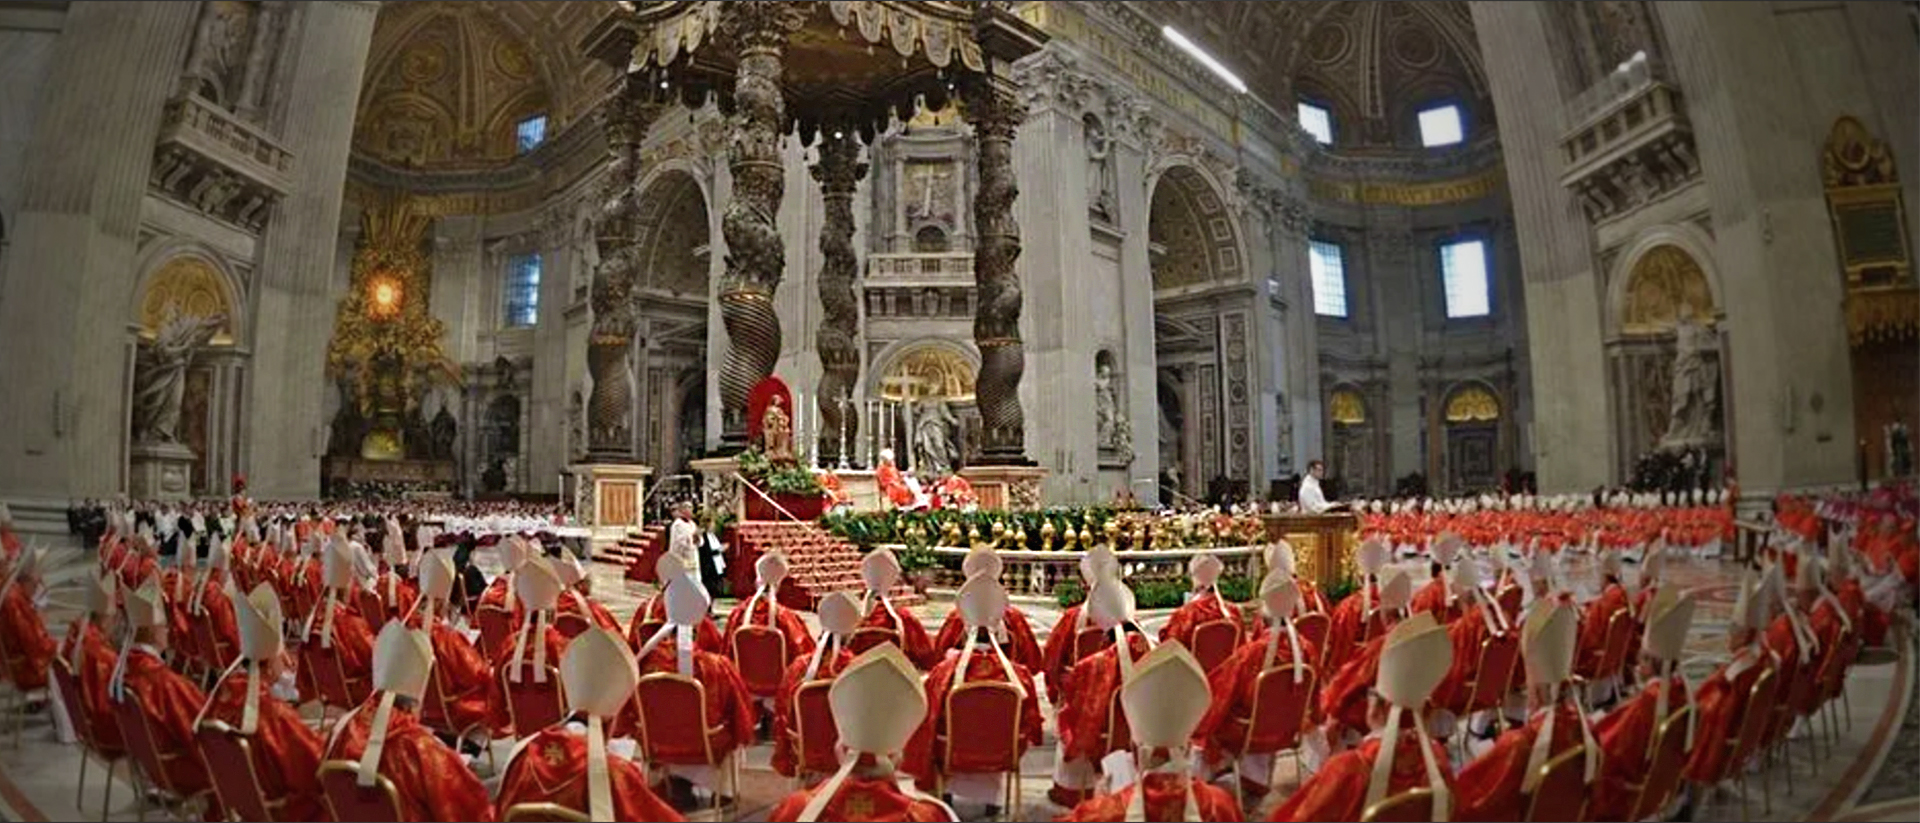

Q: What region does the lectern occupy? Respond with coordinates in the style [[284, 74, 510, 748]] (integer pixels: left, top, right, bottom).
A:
[[1260, 513, 1361, 589]]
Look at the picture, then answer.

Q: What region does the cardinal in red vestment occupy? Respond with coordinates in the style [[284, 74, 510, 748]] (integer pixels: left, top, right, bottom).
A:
[[1320, 570, 1413, 739], [858, 547, 936, 668], [406, 549, 491, 735], [1409, 532, 1466, 623], [552, 553, 621, 632], [1051, 570, 1153, 808], [61, 570, 125, 755], [197, 582, 326, 822], [111, 577, 216, 806], [1039, 546, 1122, 705], [1266, 540, 1330, 615], [1685, 572, 1779, 786], [766, 645, 958, 822], [1271, 611, 1456, 822], [189, 535, 240, 671], [928, 547, 1040, 671], [298, 536, 375, 706], [1453, 600, 1598, 821], [487, 556, 572, 735], [1322, 537, 1393, 673], [631, 567, 756, 801], [875, 448, 921, 511], [114, 528, 161, 596], [724, 551, 816, 657], [1592, 588, 1698, 822], [902, 575, 1043, 808], [1158, 553, 1262, 671], [496, 627, 684, 822], [1427, 557, 1516, 731], [627, 554, 725, 654], [370, 528, 419, 625], [1574, 551, 1630, 680], [772, 591, 862, 778], [324, 620, 496, 822], [1193, 571, 1320, 803], [0, 546, 55, 693], [1063, 643, 1245, 822], [476, 534, 531, 614]]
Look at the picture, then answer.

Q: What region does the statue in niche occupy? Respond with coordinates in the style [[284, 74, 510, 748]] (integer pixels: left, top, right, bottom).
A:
[[186, 1, 255, 107], [132, 309, 227, 444], [1085, 113, 1118, 224], [1888, 413, 1914, 478], [1095, 355, 1132, 461], [567, 387, 587, 460], [1659, 307, 1721, 449], [572, 208, 598, 300], [762, 396, 795, 464], [1275, 392, 1294, 471], [913, 398, 960, 475], [430, 405, 458, 461]]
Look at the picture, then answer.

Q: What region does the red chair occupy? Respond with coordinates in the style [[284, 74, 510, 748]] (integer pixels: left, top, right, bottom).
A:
[[52, 655, 123, 819], [195, 720, 284, 823], [355, 589, 388, 627], [1523, 742, 1595, 821], [1495, 584, 1525, 618], [939, 681, 1026, 811], [306, 642, 369, 725], [1071, 627, 1113, 665], [192, 617, 236, 674], [792, 679, 840, 776], [502, 802, 591, 822], [554, 612, 592, 640], [627, 621, 665, 652], [1726, 668, 1780, 820], [317, 760, 406, 822], [500, 665, 566, 738], [418, 657, 492, 771], [475, 606, 516, 661], [1596, 609, 1636, 683], [1231, 663, 1317, 795], [1362, 786, 1433, 822], [729, 626, 790, 699], [847, 626, 902, 657], [1461, 633, 1522, 726], [112, 692, 212, 817], [633, 673, 739, 813], [1626, 704, 1695, 821], [1190, 619, 1242, 674]]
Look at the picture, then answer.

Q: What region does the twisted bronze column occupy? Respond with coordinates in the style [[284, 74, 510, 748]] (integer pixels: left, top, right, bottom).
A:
[[812, 133, 866, 465], [716, 3, 805, 447], [586, 86, 657, 461], [964, 80, 1032, 464]]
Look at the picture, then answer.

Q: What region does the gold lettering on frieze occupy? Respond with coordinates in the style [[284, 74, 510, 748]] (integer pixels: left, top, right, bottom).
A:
[[1308, 170, 1503, 207], [1020, 3, 1235, 139]]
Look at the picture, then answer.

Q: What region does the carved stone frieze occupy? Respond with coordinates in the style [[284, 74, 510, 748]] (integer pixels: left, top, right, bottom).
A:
[[149, 93, 294, 233], [1561, 81, 1700, 223], [1011, 44, 1099, 117]]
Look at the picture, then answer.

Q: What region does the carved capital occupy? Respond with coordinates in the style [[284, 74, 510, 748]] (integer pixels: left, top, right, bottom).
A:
[[716, 0, 809, 53], [1012, 44, 1095, 117]]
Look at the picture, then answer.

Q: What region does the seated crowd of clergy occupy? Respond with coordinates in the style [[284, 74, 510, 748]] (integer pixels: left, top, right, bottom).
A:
[[0, 490, 1913, 822]]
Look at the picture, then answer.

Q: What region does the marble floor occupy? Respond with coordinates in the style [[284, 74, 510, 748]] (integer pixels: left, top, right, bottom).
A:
[[1, 543, 1913, 822]]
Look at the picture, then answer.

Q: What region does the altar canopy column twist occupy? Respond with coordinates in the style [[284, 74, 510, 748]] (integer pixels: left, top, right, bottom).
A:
[[813, 132, 867, 466], [586, 82, 660, 462], [716, 2, 807, 447], [963, 78, 1032, 464]]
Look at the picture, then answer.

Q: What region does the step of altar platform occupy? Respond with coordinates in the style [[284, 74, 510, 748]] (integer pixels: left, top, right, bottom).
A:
[[728, 520, 921, 610]]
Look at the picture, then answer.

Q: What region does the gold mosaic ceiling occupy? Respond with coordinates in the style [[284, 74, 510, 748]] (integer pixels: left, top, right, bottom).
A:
[[1137, 0, 1491, 147], [354, 0, 617, 169]]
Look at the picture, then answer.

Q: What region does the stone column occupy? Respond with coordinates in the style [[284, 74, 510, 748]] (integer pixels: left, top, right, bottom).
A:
[[963, 77, 1033, 465], [812, 133, 865, 465], [0, 1, 198, 501], [243, 0, 378, 499], [585, 85, 658, 462], [715, 2, 805, 447]]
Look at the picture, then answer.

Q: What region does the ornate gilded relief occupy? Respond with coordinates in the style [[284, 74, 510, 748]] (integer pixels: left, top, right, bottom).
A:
[[1822, 117, 1914, 345], [1622, 244, 1715, 335], [1443, 385, 1501, 423], [881, 345, 976, 402], [355, 5, 553, 169], [326, 191, 454, 439], [139, 258, 235, 344], [1329, 389, 1367, 425]]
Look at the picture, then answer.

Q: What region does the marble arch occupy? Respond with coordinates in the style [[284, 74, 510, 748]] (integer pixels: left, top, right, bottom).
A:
[[1606, 225, 1724, 339], [868, 337, 980, 402], [130, 240, 246, 346], [1145, 162, 1245, 290]]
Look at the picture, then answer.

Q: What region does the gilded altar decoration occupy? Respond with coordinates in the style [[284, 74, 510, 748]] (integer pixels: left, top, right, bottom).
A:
[[1823, 116, 1916, 345], [139, 257, 236, 345], [325, 190, 454, 459], [1443, 386, 1501, 424], [881, 346, 976, 402], [1622, 244, 1715, 335], [1329, 389, 1367, 425]]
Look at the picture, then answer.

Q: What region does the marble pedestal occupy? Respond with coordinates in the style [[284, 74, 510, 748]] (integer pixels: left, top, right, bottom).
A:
[[129, 441, 197, 501], [690, 456, 744, 522], [570, 463, 652, 548], [958, 465, 1050, 511]]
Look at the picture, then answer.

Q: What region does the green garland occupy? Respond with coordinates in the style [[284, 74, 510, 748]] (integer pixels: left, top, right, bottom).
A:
[[1053, 573, 1259, 610]]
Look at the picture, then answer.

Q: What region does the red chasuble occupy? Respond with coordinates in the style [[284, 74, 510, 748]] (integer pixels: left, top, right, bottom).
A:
[[859, 601, 936, 669], [1453, 702, 1589, 822], [765, 764, 952, 822], [0, 584, 54, 690], [323, 694, 496, 822], [1591, 675, 1688, 821], [496, 725, 684, 822], [202, 670, 326, 822], [1268, 730, 1455, 822], [1039, 604, 1089, 705], [404, 612, 491, 733], [1194, 631, 1320, 756], [929, 607, 1042, 672], [296, 599, 374, 705], [557, 590, 621, 633], [1321, 581, 1380, 673], [1429, 611, 1505, 716], [1319, 633, 1389, 737], [627, 595, 726, 654], [1683, 649, 1773, 784], [1574, 582, 1628, 677], [59, 622, 124, 754], [1056, 633, 1154, 763], [772, 648, 852, 777], [1061, 772, 1245, 822], [116, 648, 213, 799], [900, 647, 1043, 787]]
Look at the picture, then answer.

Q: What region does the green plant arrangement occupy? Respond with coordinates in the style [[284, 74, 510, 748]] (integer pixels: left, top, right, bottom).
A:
[[736, 445, 824, 497], [1322, 575, 1360, 605], [1055, 579, 1087, 608], [1215, 574, 1255, 604]]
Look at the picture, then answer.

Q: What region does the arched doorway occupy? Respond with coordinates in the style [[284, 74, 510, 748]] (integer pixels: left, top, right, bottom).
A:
[[1606, 240, 1725, 478], [1149, 164, 1251, 502], [1438, 383, 1503, 494], [130, 251, 243, 497], [1326, 386, 1375, 498], [625, 168, 711, 463]]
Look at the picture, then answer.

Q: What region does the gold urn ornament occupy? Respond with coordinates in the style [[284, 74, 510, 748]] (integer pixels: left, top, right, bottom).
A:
[[990, 520, 1007, 549], [943, 521, 963, 547], [1040, 521, 1057, 552], [1103, 519, 1122, 549], [1062, 525, 1080, 552]]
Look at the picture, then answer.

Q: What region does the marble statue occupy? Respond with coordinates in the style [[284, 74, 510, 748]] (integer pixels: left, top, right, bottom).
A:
[[763, 397, 795, 464], [567, 387, 587, 459], [1085, 113, 1117, 223], [1660, 310, 1720, 449], [429, 406, 458, 461], [1888, 420, 1913, 477], [132, 310, 226, 444], [913, 398, 959, 475], [1095, 358, 1132, 462]]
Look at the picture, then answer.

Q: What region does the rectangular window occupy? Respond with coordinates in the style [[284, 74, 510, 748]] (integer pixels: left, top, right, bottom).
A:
[[516, 115, 548, 153], [1309, 239, 1348, 317], [1440, 239, 1491, 318], [1418, 104, 1464, 147], [504, 252, 541, 327], [1298, 101, 1334, 145]]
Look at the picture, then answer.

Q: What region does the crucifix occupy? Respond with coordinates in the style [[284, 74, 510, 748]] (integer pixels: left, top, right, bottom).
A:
[[834, 392, 856, 470], [907, 161, 953, 220]]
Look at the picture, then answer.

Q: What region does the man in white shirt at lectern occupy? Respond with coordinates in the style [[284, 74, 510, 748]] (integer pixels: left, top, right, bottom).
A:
[[1297, 459, 1342, 514]]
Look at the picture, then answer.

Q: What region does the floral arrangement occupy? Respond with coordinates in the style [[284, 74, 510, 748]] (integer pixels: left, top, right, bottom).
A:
[[736, 446, 825, 497], [818, 506, 1270, 553]]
